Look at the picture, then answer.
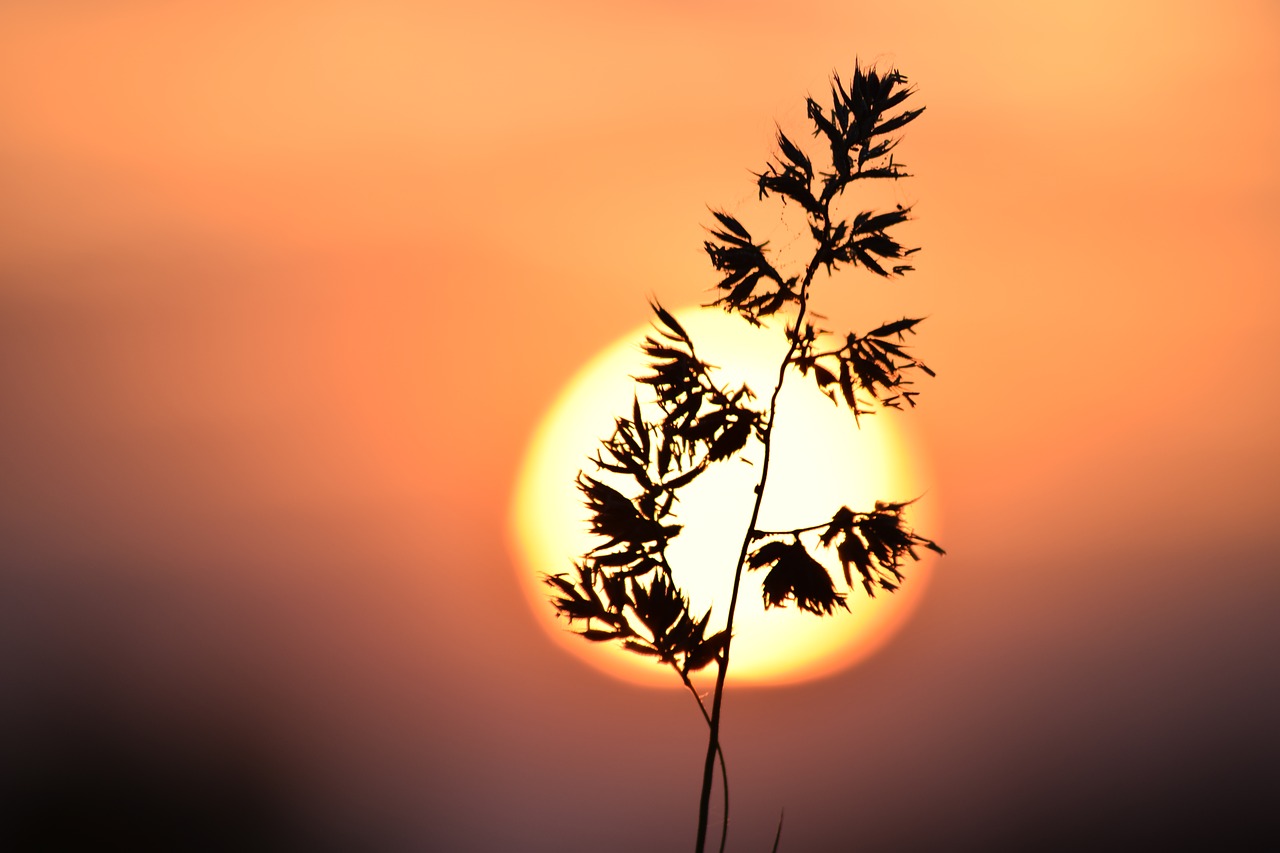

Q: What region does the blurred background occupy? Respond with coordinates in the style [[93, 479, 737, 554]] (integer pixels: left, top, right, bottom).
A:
[[2, 1, 1277, 849]]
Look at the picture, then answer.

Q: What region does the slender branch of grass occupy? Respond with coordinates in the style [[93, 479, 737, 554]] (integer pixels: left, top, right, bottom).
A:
[[695, 240, 826, 852], [672, 663, 731, 853], [753, 521, 830, 537], [550, 65, 937, 853]]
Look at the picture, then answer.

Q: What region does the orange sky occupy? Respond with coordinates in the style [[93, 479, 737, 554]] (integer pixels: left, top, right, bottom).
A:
[[2, 2, 1278, 849]]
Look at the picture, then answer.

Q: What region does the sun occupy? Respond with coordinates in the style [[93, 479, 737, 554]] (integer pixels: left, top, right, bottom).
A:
[[509, 307, 938, 687]]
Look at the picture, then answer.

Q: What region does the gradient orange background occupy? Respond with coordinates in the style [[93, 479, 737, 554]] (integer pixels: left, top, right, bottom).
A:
[[2, 2, 1277, 849]]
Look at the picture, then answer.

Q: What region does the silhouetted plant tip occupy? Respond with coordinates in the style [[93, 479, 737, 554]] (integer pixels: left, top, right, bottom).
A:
[[542, 60, 943, 853]]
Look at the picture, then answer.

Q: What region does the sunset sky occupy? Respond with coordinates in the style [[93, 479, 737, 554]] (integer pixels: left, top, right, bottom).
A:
[[2, 1, 1278, 849]]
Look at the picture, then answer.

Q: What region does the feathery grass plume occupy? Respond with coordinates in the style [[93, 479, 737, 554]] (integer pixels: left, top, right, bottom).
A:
[[543, 60, 944, 853]]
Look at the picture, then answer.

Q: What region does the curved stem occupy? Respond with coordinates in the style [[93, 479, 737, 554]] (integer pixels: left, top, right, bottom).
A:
[[651, 548, 731, 852], [694, 244, 825, 852], [753, 521, 831, 537], [672, 664, 731, 853]]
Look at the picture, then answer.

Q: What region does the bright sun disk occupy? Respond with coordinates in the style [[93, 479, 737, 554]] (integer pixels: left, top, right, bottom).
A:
[[509, 308, 939, 687]]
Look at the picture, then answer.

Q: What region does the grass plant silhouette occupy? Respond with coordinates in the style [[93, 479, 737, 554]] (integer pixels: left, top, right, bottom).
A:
[[543, 61, 943, 852]]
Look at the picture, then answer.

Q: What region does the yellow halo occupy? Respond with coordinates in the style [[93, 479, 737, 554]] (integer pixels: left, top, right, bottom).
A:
[[509, 307, 937, 687]]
